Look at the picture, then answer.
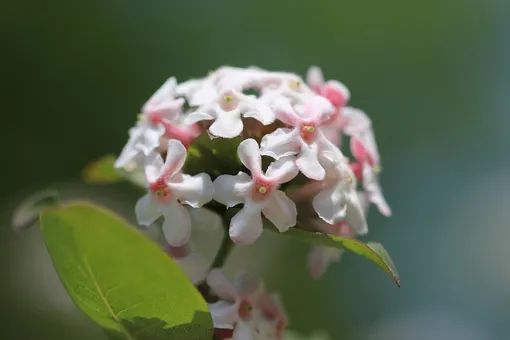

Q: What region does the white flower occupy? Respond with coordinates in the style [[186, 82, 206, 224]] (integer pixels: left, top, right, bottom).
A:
[[207, 270, 288, 340], [213, 139, 299, 244], [135, 139, 214, 246], [185, 88, 275, 138], [114, 78, 186, 169], [207, 269, 264, 339], [312, 148, 368, 234], [175, 76, 218, 107], [260, 96, 337, 180]]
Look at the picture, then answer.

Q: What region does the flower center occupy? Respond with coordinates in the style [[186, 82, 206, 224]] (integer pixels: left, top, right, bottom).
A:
[[220, 91, 239, 111], [251, 179, 274, 201], [299, 124, 318, 144], [149, 178, 172, 203], [289, 80, 302, 91], [238, 300, 253, 321]]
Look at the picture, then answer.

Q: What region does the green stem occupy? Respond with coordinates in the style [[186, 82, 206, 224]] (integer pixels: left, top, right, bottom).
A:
[[210, 229, 235, 269]]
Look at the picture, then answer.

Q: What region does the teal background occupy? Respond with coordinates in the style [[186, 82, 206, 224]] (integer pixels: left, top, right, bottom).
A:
[[2, 0, 509, 339]]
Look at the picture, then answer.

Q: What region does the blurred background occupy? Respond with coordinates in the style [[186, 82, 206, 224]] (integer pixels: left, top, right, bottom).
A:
[[1, 0, 509, 339]]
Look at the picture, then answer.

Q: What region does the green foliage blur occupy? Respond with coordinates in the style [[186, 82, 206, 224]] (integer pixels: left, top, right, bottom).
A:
[[2, 0, 510, 339]]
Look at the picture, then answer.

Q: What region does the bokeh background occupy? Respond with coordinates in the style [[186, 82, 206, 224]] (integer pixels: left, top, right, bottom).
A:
[[2, 0, 509, 339]]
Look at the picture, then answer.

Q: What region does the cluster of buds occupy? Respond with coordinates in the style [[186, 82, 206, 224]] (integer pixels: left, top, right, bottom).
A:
[[115, 66, 391, 338]]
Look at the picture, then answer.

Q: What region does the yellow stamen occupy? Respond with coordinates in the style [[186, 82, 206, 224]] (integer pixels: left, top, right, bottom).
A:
[[224, 95, 233, 103], [258, 186, 267, 194], [373, 164, 382, 174], [344, 173, 353, 184]]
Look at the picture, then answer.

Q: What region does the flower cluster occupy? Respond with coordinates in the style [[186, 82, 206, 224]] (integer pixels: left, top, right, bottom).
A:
[[115, 66, 391, 338]]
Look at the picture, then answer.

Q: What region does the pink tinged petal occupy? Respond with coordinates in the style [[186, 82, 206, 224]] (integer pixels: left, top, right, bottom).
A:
[[208, 301, 239, 329], [322, 80, 350, 108], [312, 186, 347, 225], [209, 111, 244, 138], [163, 139, 187, 178], [307, 247, 342, 279], [229, 203, 264, 245], [175, 253, 209, 284], [238, 139, 264, 177], [306, 66, 324, 93], [262, 191, 297, 232], [135, 194, 162, 226], [184, 110, 215, 125], [207, 269, 238, 301], [161, 200, 192, 246], [233, 321, 254, 340], [296, 142, 325, 180], [213, 172, 253, 208], [260, 128, 301, 160], [169, 173, 214, 208], [265, 157, 299, 184], [144, 152, 165, 183]]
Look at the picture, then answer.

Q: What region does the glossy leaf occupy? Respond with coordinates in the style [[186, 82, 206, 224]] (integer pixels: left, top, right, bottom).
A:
[[12, 189, 60, 231], [270, 227, 401, 287], [40, 201, 213, 339]]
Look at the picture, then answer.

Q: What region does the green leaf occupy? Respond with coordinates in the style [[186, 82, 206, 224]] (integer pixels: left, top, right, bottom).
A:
[[82, 155, 124, 184], [40, 201, 213, 340], [12, 189, 60, 231], [271, 227, 401, 287]]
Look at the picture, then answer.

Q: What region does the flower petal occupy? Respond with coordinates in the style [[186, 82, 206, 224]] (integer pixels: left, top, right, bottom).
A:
[[312, 185, 347, 225], [213, 172, 253, 208], [209, 109, 244, 138], [237, 139, 263, 177], [161, 200, 192, 246], [143, 77, 177, 110], [342, 107, 372, 136], [271, 97, 303, 126], [229, 203, 264, 245], [307, 247, 342, 279], [344, 189, 368, 235], [169, 173, 214, 208], [114, 127, 144, 169], [260, 128, 300, 160], [207, 268, 237, 301], [306, 65, 324, 92], [363, 165, 392, 217], [322, 80, 350, 108], [163, 139, 187, 178], [184, 110, 215, 125], [135, 193, 162, 226], [144, 152, 164, 183], [242, 101, 276, 125], [296, 142, 325, 180], [262, 191, 297, 232], [175, 253, 209, 284], [208, 301, 238, 329], [233, 321, 254, 340], [265, 157, 299, 184]]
